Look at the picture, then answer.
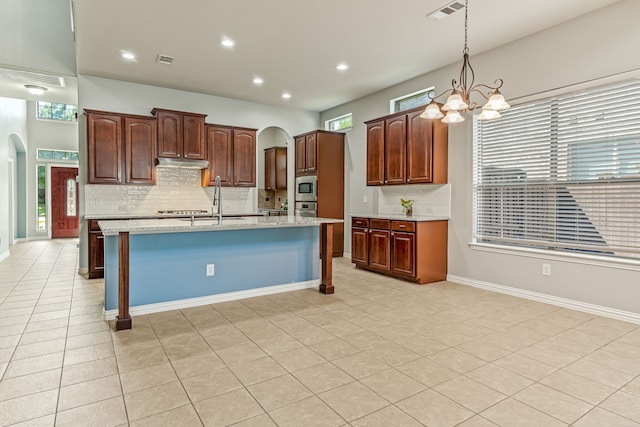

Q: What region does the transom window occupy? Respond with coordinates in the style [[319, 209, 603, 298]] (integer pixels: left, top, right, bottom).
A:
[[37, 149, 79, 161], [390, 87, 434, 113], [36, 101, 78, 122], [326, 113, 353, 132], [473, 79, 640, 260]]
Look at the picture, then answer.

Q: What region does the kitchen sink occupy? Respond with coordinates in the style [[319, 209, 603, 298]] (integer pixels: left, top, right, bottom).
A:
[[179, 217, 254, 224]]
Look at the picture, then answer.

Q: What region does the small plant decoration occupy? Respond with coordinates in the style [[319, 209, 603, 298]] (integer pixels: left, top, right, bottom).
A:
[[401, 198, 414, 216]]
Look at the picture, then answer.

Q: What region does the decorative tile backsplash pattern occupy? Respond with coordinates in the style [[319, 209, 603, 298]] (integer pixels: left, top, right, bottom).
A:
[[258, 189, 288, 209], [378, 184, 451, 217], [84, 168, 256, 216]]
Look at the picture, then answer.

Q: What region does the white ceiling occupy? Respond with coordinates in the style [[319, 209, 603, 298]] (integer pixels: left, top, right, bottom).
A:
[[2, 0, 623, 111]]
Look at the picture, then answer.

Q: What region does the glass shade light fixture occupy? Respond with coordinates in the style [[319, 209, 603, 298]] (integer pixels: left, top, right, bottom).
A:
[[25, 85, 47, 95], [420, 0, 510, 123]]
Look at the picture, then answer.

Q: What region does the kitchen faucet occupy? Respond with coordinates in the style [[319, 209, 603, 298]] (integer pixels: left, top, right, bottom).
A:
[[212, 175, 222, 221]]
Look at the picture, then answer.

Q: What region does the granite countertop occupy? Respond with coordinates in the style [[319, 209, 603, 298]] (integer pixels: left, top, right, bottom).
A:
[[98, 216, 343, 236], [351, 213, 450, 221], [85, 211, 267, 220]]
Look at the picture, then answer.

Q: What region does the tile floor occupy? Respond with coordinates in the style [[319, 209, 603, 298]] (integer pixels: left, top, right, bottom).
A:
[[1, 239, 640, 426]]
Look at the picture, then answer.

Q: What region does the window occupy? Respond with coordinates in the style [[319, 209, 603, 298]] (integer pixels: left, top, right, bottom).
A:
[[473, 79, 640, 260], [66, 179, 76, 217], [36, 101, 77, 122], [326, 113, 352, 132], [390, 87, 434, 113], [37, 149, 79, 161], [37, 165, 46, 231]]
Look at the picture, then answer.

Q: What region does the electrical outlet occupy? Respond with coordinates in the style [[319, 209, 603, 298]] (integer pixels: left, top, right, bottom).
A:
[[542, 263, 551, 276], [206, 264, 215, 276]]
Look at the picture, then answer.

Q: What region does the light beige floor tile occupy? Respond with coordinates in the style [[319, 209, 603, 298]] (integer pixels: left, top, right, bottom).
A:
[[15, 327, 66, 345], [293, 362, 354, 394], [194, 388, 264, 426], [254, 333, 304, 355], [124, 380, 190, 421], [216, 341, 267, 366], [230, 356, 288, 386], [269, 396, 344, 427], [115, 345, 167, 373], [9, 414, 55, 427], [308, 338, 360, 360], [181, 366, 243, 402], [159, 332, 211, 361], [3, 351, 63, 378], [397, 356, 459, 387], [574, 407, 640, 427], [0, 334, 21, 349], [481, 398, 567, 427], [540, 369, 616, 404], [513, 383, 593, 424], [0, 368, 61, 401], [360, 369, 426, 403], [565, 359, 635, 388], [0, 389, 58, 427], [351, 405, 422, 427], [12, 338, 66, 360], [319, 381, 389, 422], [65, 330, 111, 350], [271, 346, 326, 372], [63, 342, 115, 366], [55, 396, 127, 427], [130, 404, 203, 427], [230, 414, 277, 427], [466, 363, 534, 396], [332, 351, 389, 379], [61, 356, 118, 386], [247, 374, 312, 411], [57, 374, 122, 412], [601, 391, 640, 423], [170, 350, 224, 380], [119, 362, 178, 394], [434, 375, 506, 412], [456, 339, 512, 362], [429, 347, 487, 373], [494, 353, 557, 381], [397, 389, 473, 427], [583, 349, 640, 376], [623, 376, 640, 398], [456, 415, 500, 427]]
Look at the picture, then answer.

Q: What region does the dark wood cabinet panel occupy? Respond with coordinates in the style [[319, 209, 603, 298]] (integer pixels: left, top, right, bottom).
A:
[[182, 114, 205, 159], [406, 109, 433, 184], [366, 121, 385, 185], [155, 110, 182, 158], [265, 146, 287, 190], [369, 229, 391, 271], [384, 115, 406, 184], [124, 117, 156, 185], [203, 126, 233, 186], [88, 220, 105, 279], [391, 231, 415, 276], [305, 133, 317, 173], [233, 129, 256, 187], [87, 113, 122, 184], [351, 227, 369, 266], [295, 136, 306, 174], [294, 134, 318, 175]]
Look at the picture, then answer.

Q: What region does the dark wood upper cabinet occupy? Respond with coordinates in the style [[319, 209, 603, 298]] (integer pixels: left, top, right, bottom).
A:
[[305, 133, 317, 173], [152, 108, 206, 160], [87, 112, 122, 184], [295, 136, 306, 174], [124, 117, 156, 185], [365, 105, 448, 186], [295, 134, 318, 175], [203, 125, 256, 187], [265, 146, 287, 191], [384, 115, 406, 185]]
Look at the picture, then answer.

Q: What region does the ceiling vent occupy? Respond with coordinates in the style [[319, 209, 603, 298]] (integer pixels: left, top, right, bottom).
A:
[[427, 0, 465, 21], [156, 54, 174, 65], [0, 66, 65, 87]]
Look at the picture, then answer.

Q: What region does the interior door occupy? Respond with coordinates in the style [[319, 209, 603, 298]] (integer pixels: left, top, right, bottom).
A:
[[51, 167, 79, 238]]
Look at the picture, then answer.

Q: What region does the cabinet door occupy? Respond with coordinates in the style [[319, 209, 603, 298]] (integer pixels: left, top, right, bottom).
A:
[[88, 231, 105, 278], [351, 227, 369, 266], [366, 121, 385, 185], [275, 147, 287, 189], [295, 136, 306, 174], [87, 113, 122, 184], [391, 231, 415, 277], [384, 115, 406, 184], [369, 229, 391, 271], [233, 129, 256, 187], [156, 111, 182, 158], [305, 133, 317, 173], [264, 148, 276, 190], [406, 110, 433, 184], [183, 115, 206, 159], [124, 117, 156, 185], [205, 126, 233, 186]]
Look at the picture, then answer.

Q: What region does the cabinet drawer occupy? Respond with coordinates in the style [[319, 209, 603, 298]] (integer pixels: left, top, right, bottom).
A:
[[391, 220, 415, 233], [370, 219, 390, 230], [89, 220, 102, 232], [352, 217, 369, 228]]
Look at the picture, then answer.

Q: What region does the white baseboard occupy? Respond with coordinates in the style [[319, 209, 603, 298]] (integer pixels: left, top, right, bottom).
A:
[[77, 267, 88, 274], [103, 279, 320, 320], [0, 250, 9, 263], [447, 274, 640, 325], [342, 252, 351, 259]]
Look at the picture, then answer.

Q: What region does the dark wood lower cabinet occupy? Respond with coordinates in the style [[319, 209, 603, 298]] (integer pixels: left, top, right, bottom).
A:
[[351, 216, 447, 284], [88, 220, 105, 279]]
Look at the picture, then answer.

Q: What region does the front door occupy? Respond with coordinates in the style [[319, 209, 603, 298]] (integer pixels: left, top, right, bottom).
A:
[[51, 167, 79, 238]]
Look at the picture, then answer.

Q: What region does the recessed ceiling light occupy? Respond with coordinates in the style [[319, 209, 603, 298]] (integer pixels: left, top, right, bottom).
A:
[[336, 63, 349, 71], [281, 92, 291, 100], [220, 37, 235, 48], [121, 51, 136, 60], [252, 77, 264, 86], [24, 85, 47, 95]]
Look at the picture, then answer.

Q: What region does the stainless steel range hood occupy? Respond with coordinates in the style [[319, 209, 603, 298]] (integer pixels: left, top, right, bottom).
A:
[[156, 157, 209, 169]]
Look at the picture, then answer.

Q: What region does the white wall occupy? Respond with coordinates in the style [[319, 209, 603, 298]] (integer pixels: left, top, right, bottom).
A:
[[77, 75, 319, 270], [0, 97, 28, 259], [320, 0, 640, 315]]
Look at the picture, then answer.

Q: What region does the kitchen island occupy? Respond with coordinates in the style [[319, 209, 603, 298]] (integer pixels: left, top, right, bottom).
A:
[[99, 216, 342, 330]]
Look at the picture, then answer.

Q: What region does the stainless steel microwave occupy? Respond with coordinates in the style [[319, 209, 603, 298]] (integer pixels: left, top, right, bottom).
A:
[[295, 175, 317, 202]]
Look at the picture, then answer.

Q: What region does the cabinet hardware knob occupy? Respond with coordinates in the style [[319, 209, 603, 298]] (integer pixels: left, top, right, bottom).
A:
[[400, 225, 406, 228], [391, 232, 395, 236], [369, 230, 372, 233], [407, 179, 411, 182]]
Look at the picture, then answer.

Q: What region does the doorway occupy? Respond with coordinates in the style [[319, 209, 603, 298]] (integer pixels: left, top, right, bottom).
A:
[[51, 167, 79, 238], [8, 159, 14, 243]]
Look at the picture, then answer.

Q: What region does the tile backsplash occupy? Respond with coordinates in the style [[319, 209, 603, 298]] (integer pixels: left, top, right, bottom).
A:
[[378, 184, 451, 217], [84, 168, 256, 216], [258, 189, 289, 209]]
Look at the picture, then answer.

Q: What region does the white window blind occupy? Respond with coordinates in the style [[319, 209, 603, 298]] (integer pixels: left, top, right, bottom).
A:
[[473, 79, 640, 260]]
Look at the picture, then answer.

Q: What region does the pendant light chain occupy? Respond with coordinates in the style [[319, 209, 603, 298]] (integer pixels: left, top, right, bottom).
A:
[[464, 0, 469, 55]]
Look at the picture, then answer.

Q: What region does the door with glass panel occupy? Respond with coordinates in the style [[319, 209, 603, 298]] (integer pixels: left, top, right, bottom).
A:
[[51, 167, 79, 238]]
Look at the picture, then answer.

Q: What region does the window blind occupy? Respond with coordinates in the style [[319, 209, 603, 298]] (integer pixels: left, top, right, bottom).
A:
[[473, 79, 640, 260]]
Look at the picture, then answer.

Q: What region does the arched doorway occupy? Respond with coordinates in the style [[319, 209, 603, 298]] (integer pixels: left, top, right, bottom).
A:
[[256, 127, 293, 213]]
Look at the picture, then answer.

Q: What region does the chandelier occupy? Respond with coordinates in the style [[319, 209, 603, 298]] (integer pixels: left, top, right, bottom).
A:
[[420, 0, 510, 123]]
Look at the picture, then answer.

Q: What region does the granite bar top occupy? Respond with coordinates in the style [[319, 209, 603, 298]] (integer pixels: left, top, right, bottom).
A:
[[85, 211, 267, 220], [98, 216, 343, 236], [350, 213, 449, 221]]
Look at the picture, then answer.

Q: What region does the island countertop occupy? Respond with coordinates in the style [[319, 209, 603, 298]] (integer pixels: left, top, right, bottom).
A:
[[98, 216, 343, 236], [350, 213, 449, 221]]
